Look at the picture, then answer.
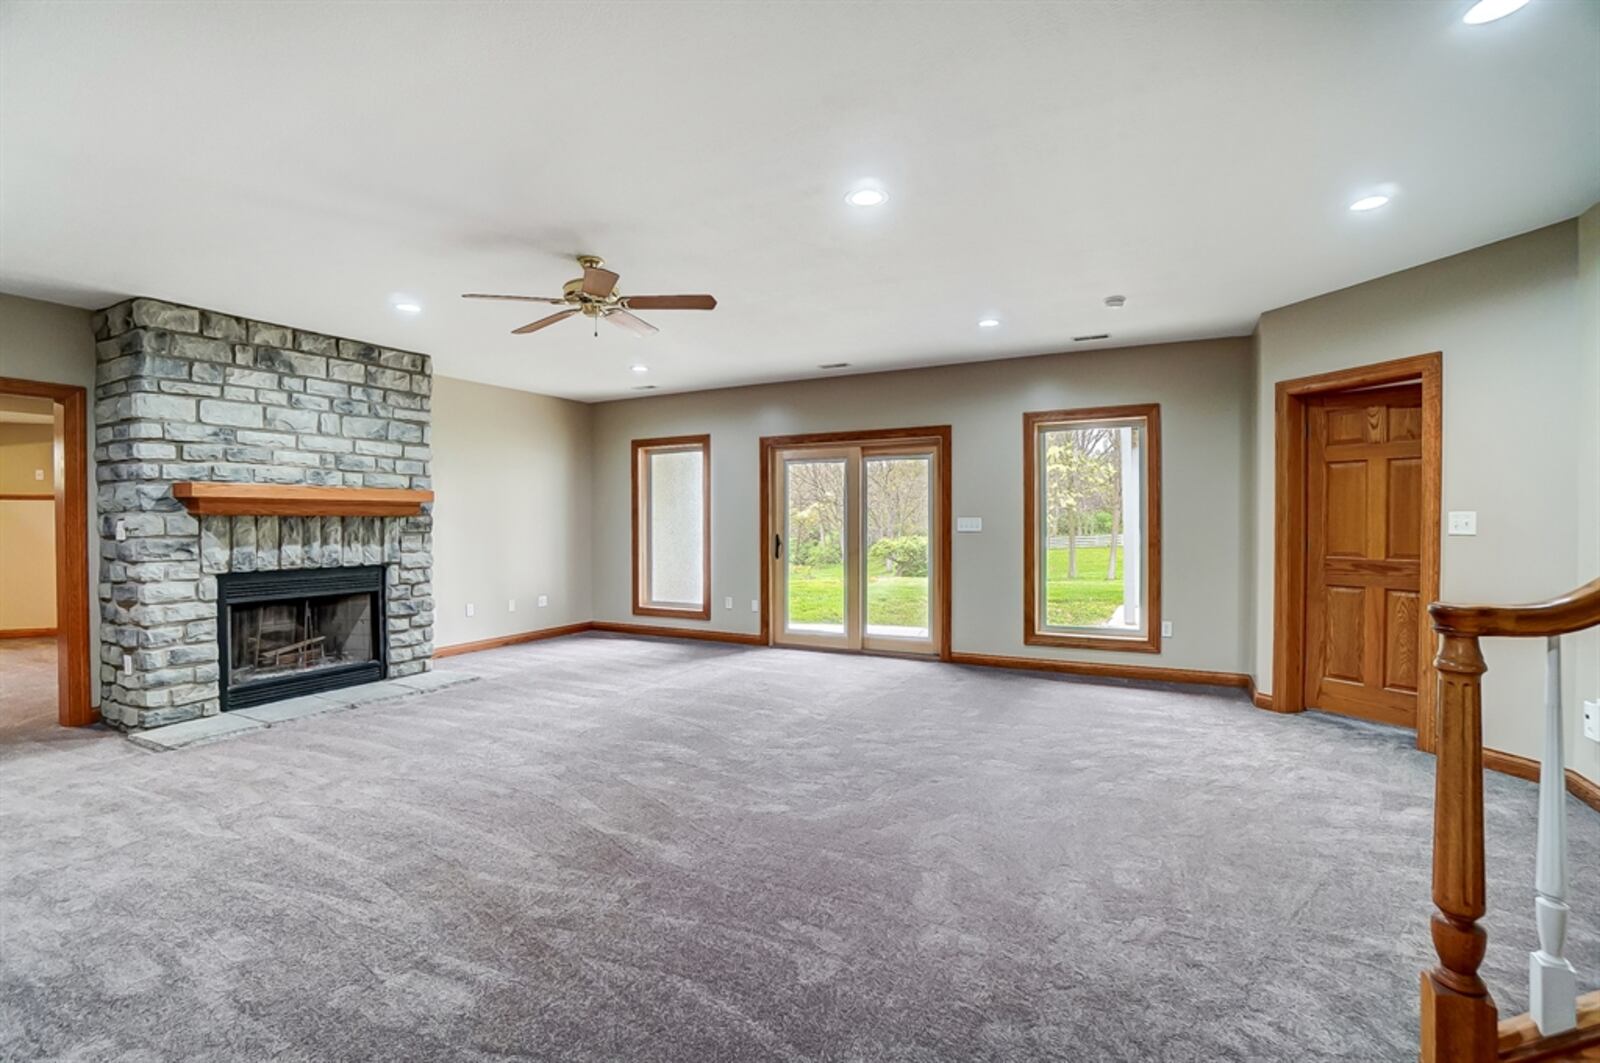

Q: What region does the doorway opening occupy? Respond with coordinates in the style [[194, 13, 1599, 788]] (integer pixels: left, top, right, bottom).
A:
[[0, 376, 92, 730], [759, 426, 951, 659], [1272, 354, 1441, 751]]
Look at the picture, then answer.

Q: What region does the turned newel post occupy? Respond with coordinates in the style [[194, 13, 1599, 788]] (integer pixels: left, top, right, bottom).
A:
[[1421, 631, 1499, 1063]]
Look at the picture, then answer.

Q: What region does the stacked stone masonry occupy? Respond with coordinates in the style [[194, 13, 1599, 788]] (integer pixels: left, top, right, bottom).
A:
[[92, 298, 434, 730]]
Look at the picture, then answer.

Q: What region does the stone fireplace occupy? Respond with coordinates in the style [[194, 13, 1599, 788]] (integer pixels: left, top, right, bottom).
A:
[[92, 299, 435, 730]]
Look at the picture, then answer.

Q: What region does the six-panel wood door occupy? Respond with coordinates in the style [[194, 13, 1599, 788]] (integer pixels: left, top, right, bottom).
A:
[[1303, 384, 1424, 727]]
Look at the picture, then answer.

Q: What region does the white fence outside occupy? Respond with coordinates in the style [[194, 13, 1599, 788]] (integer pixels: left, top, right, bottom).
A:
[[1045, 533, 1122, 549]]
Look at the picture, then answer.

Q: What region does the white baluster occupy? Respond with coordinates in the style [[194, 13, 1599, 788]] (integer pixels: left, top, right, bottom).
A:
[[1530, 635, 1577, 1035]]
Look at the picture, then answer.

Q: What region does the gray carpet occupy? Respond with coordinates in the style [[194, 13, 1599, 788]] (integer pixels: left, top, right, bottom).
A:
[[2, 634, 1596, 1062]]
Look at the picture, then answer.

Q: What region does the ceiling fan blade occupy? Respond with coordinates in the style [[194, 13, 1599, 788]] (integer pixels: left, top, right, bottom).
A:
[[512, 309, 580, 334], [462, 293, 567, 304], [581, 267, 620, 298], [604, 308, 658, 336], [622, 295, 717, 311]]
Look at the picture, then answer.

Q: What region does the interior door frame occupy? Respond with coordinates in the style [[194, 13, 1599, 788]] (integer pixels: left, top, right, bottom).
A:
[[0, 375, 94, 727], [1272, 353, 1441, 751], [759, 425, 952, 660]]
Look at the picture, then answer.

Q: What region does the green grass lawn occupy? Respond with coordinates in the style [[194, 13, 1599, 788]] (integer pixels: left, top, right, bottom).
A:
[[1044, 544, 1126, 627], [786, 562, 929, 629], [786, 545, 1129, 631]]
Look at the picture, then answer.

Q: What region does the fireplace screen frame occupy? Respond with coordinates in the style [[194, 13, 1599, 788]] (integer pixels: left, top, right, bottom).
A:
[[217, 565, 387, 712]]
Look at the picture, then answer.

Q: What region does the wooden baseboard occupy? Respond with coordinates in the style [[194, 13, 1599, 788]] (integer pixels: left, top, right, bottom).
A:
[[0, 627, 57, 639], [590, 621, 764, 646], [948, 651, 1252, 691], [434, 622, 594, 659], [1251, 689, 1275, 710], [1483, 746, 1600, 815], [1499, 988, 1600, 1062]]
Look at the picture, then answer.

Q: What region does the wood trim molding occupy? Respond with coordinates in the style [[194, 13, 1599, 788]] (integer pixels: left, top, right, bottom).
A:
[[0, 375, 93, 726], [1483, 747, 1600, 816], [757, 425, 953, 660], [592, 620, 763, 645], [0, 492, 54, 501], [0, 627, 59, 638], [434, 622, 594, 659], [1022, 404, 1161, 654], [171, 482, 433, 517], [1271, 353, 1442, 751], [630, 435, 712, 621], [949, 650, 1251, 690]]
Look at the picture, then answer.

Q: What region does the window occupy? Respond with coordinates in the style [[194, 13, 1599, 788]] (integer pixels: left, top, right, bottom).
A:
[[633, 435, 711, 619], [1023, 404, 1160, 652]]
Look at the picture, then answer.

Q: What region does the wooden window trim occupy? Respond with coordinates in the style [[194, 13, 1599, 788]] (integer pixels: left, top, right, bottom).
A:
[[632, 434, 712, 620], [1023, 403, 1162, 654]]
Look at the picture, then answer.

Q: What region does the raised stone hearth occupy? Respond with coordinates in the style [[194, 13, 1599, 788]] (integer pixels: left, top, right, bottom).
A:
[[93, 298, 435, 730]]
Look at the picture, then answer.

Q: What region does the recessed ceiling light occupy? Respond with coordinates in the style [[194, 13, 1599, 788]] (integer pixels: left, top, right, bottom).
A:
[[845, 185, 888, 208], [630, 364, 649, 374], [977, 318, 1001, 329], [1349, 194, 1391, 212], [1463, 0, 1530, 24], [1104, 295, 1126, 310], [394, 302, 422, 314]]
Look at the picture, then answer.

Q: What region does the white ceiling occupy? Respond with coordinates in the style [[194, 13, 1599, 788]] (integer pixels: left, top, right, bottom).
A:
[[2, 1, 1596, 402]]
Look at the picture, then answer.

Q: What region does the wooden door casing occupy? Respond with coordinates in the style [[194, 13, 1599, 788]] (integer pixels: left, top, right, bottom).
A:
[[1303, 384, 1424, 727]]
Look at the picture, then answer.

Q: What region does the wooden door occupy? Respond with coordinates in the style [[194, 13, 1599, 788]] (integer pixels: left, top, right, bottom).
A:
[[1303, 384, 1424, 727]]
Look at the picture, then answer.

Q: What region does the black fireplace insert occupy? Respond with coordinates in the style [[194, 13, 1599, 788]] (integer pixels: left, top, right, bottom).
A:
[[217, 566, 386, 711]]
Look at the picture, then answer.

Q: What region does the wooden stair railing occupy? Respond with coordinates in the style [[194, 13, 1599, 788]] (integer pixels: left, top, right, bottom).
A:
[[1424, 577, 1600, 1063]]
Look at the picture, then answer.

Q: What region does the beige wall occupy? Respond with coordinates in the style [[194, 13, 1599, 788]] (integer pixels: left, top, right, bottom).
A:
[[0, 421, 55, 493], [1252, 220, 1592, 770], [1578, 204, 1600, 780], [0, 295, 94, 680], [590, 339, 1257, 673], [431, 376, 593, 647], [0, 420, 57, 630]]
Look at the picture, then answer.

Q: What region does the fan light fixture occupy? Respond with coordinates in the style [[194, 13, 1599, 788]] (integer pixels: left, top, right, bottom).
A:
[[1350, 194, 1391, 212], [1463, 0, 1530, 24]]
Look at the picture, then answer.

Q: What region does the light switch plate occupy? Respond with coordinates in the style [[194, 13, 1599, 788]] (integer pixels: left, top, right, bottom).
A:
[[1448, 511, 1478, 536], [34, 469, 44, 481], [465, 603, 475, 617], [507, 599, 516, 612], [750, 599, 759, 612], [956, 516, 983, 533], [1161, 621, 1173, 638], [724, 596, 734, 610]]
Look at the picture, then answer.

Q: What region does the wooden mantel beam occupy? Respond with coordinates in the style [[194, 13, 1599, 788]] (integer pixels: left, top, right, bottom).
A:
[[171, 482, 433, 517]]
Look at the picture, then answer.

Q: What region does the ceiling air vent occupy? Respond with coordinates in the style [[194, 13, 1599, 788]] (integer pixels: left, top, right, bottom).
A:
[[1073, 333, 1111, 343], [632, 385, 657, 391], [818, 362, 851, 370]]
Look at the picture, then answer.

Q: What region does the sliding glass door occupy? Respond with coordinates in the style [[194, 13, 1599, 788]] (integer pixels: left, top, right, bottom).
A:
[[773, 442, 938, 656]]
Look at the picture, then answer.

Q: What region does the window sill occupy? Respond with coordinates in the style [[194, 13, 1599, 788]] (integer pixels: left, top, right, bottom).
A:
[[1024, 628, 1161, 654], [634, 604, 712, 621]]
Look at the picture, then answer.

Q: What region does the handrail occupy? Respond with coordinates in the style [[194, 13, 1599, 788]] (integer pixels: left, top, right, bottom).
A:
[[1420, 576, 1600, 1062], [1429, 577, 1600, 639]]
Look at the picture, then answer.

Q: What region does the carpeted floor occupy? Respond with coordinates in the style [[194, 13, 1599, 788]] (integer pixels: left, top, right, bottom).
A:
[[0, 637, 72, 749], [2, 634, 1595, 1061]]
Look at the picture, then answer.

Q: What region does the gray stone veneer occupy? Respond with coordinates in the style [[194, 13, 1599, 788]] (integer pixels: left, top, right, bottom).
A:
[[92, 298, 434, 730]]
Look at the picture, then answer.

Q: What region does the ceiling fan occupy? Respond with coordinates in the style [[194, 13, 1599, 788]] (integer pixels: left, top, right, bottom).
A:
[[462, 255, 717, 336]]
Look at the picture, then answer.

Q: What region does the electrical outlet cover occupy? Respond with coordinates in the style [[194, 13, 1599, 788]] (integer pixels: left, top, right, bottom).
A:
[[1585, 700, 1600, 743], [537, 595, 549, 607]]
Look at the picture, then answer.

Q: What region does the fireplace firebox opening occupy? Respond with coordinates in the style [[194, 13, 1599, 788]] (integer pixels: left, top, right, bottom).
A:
[[217, 566, 387, 711]]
